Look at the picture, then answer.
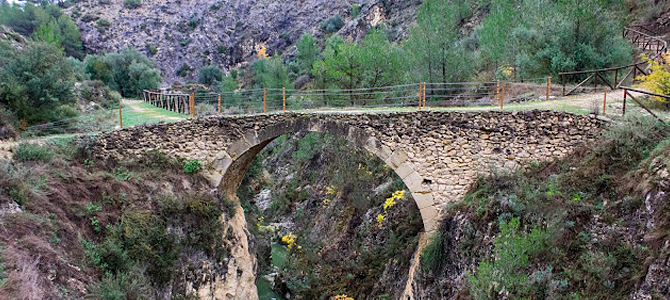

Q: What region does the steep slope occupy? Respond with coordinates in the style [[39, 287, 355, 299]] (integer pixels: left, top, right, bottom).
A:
[[238, 132, 424, 299], [67, 0, 421, 84]]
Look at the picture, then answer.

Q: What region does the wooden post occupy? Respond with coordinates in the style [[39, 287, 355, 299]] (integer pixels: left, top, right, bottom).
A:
[[283, 87, 286, 112], [423, 82, 427, 108], [190, 93, 195, 117], [546, 76, 551, 101], [623, 90, 627, 116], [419, 82, 423, 111], [603, 88, 607, 116], [562, 75, 566, 96], [496, 81, 500, 107], [263, 88, 267, 114], [218, 94, 221, 116], [500, 81, 505, 109], [118, 102, 123, 129]]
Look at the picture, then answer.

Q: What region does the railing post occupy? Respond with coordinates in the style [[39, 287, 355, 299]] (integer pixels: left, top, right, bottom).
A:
[[546, 76, 551, 101], [218, 94, 221, 116], [500, 81, 505, 109], [283, 87, 286, 112], [561, 75, 566, 96], [119, 102, 123, 129], [190, 93, 195, 117], [419, 82, 423, 111], [423, 82, 427, 108], [603, 88, 607, 116], [263, 88, 267, 114], [623, 90, 627, 116], [496, 81, 500, 107]]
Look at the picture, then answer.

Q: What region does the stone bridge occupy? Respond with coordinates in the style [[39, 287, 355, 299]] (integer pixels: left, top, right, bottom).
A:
[[95, 110, 602, 231]]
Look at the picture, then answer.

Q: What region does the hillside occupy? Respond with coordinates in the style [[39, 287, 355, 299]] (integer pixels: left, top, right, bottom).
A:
[[66, 0, 421, 84]]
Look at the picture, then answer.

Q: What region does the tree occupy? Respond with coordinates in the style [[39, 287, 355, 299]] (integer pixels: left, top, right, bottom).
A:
[[198, 66, 224, 86], [295, 33, 319, 75], [0, 42, 81, 124], [404, 0, 474, 83], [253, 56, 293, 108], [0, 1, 83, 58], [84, 48, 162, 98]]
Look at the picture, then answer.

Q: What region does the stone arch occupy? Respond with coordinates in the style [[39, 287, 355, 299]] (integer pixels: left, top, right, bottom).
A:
[[207, 118, 439, 232]]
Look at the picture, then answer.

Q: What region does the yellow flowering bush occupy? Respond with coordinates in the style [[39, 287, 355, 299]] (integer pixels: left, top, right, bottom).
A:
[[281, 233, 301, 250], [333, 295, 354, 300], [376, 190, 406, 228], [637, 53, 670, 103]]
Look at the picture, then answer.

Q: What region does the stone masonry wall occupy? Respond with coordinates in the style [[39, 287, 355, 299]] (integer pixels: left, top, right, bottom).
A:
[[94, 110, 603, 231]]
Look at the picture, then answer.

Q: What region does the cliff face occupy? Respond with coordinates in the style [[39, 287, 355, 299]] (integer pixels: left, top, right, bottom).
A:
[[67, 0, 421, 84]]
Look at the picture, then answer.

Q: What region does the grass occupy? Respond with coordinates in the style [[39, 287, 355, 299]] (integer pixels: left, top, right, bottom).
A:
[[121, 100, 186, 127]]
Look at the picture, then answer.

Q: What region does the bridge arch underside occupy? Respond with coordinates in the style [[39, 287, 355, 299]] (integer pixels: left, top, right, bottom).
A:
[[210, 119, 439, 231]]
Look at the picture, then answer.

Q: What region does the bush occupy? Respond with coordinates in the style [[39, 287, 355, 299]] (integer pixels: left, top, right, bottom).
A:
[[0, 42, 82, 125], [637, 54, 670, 104], [351, 4, 360, 18], [84, 48, 161, 98], [183, 159, 202, 174], [320, 15, 345, 33], [87, 269, 154, 300], [76, 80, 121, 109], [176, 63, 191, 77], [198, 66, 223, 86], [123, 0, 141, 9], [13, 143, 53, 163]]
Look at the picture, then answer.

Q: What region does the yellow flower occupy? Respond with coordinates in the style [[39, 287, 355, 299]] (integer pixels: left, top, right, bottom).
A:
[[376, 214, 385, 228], [281, 233, 298, 250], [333, 295, 354, 300]]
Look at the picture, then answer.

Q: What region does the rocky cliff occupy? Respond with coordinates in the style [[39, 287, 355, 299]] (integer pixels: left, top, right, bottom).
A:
[[67, 0, 421, 84]]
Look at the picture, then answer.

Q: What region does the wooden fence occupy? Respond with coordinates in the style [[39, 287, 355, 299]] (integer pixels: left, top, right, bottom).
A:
[[559, 27, 668, 96]]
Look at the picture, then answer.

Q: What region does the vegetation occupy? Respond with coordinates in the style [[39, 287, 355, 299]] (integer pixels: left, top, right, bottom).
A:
[[0, 1, 83, 58], [637, 54, 670, 104], [238, 133, 423, 299], [198, 65, 224, 86], [320, 15, 344, 33], [0, 141, 233, 299], [421, 115, 670, 299], [85, 48, 162, 98], [124, 0, 142, 9], [0, 42, 81, 125]]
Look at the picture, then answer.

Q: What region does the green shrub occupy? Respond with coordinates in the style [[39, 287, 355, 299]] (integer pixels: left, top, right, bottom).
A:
[[13, 143, 53, 163], [469, 217, 547, 299], [87, 269, 154, 300], [351, 4, 360, 18], [176, 63, 191, 77], [198, 66, 224, 86], [183, 159, 202, 174], [123, 0, 141, 9], [320, 15, 345, 33], [147, 45, 158, 55]]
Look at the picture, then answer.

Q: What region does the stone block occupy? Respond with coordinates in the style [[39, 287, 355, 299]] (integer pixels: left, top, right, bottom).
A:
[[420, 206, 440, 232], [387, 150, 409, 168], [412, 192, 434, 210], [394, 162, 414, 179]]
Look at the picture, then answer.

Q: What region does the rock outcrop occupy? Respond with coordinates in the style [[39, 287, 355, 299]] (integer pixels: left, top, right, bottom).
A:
[[66, 0, 421, 84]]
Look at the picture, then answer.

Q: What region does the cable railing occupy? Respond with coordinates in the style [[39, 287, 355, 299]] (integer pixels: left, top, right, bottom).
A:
[[142, 78, 600, 118]]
